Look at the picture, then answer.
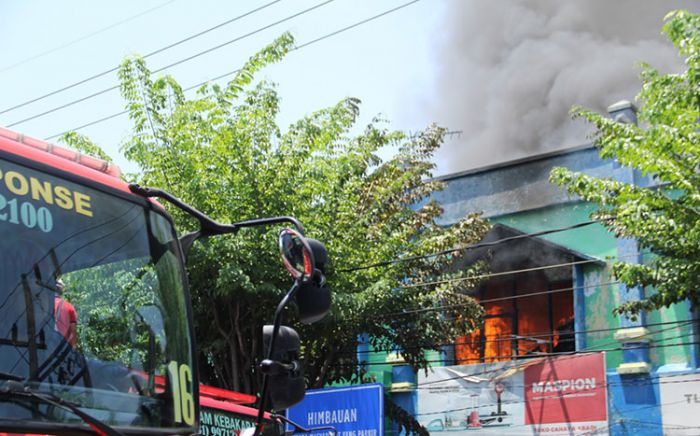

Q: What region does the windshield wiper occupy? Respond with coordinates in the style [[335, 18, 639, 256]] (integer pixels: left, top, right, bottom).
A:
[[0, 371, 24, 382], [0, 380, 124, 436]]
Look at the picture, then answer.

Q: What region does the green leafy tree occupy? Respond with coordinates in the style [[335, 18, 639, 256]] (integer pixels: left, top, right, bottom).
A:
[[60, 131, 114, 163], [551, 10, 700, 317], [66, 33, 489, 430], [64, 262, 160, 365]]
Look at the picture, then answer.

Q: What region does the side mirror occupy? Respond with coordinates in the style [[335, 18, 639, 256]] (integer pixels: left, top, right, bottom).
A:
[[262, 325, 305, 410], [279, 230, 331, 324], [279, 229, 315, 281]]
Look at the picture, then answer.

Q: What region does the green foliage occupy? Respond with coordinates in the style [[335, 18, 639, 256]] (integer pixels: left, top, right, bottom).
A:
[[64, 260, 160, 366], [385, 394, 429, 436], [59, 131, 114, 163], [110, 33, 488, 412], [550, 10, 700, 317]]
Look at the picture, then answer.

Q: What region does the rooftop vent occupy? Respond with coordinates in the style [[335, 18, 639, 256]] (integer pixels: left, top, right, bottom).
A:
[[607, 100, 638, 125]]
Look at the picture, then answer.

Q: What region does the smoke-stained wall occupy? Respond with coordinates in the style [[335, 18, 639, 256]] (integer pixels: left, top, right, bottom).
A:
[[429, 0, 700, 173]]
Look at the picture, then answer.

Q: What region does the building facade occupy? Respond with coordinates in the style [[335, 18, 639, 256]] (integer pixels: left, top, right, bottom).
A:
[[365, 139, 699, 435]]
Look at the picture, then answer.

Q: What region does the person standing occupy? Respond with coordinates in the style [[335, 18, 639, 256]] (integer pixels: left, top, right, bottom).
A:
[[54, 278, 78, 348]]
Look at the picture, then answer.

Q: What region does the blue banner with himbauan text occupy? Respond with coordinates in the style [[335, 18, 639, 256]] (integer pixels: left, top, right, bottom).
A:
[[286, 383, 384, 436]]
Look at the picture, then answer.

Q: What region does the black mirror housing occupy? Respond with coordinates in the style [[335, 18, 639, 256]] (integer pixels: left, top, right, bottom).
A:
[[294, 238, 330, 324], [296, 282, 331, 324], [306, 238, 328, 270], [262, 325, 305, 410]]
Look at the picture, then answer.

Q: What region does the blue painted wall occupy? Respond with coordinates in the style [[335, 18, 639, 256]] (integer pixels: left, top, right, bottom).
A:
[[606, 372, 663, 436]]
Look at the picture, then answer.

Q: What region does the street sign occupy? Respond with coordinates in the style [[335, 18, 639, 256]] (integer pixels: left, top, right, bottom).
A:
[[286, 383, 384, 436]]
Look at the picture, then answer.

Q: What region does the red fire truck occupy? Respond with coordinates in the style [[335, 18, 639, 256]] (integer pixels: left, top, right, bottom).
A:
[[0, 126, 330, 435]]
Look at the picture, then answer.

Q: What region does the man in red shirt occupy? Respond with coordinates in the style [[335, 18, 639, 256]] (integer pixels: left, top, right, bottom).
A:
[[54, 278, 78, 348]]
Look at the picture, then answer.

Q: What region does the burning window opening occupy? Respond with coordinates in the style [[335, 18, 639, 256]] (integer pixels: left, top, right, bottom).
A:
[[450, 224, 590, 364]]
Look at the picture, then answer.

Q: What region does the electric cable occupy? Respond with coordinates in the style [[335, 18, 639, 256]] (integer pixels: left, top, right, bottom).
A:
[[343, 251, 644, 307], [332, 338, 700, 369], [353, 279, 621, 323], [0, 0, 284, 116], [0, 205, 142, 316], [45, 110, 130, 140], [401, 258, 600, 290], [5, 0, 337, 128], [337, 278, 624, 334], [292, 0, 420, 51], [501, 407, 673, 436], [42, 0, 423, 139], [329, 321, 694, 374], [503, 393, 700, 436], [417, 363, 700, 393], [339, 328, 697, 368], [413, 394, 699, 436], [389, 328, 700, 432], [404, 321, 696, 382], [412, 372, 700, 416], [346, 317, 695, 356], [325, 251, 645, 341], [6, 214, 150, 376], [374, 250, 642, 296], [339, 219, 605, 273], [0, 0, 177, 75]]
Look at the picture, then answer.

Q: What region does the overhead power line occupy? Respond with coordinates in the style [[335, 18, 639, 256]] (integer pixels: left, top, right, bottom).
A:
[[332, 339, 700, 369], [0, 0, 287, 118], [340, 219, 605, 273], [402, 258, 601, 290], [338, 317, 695, 356], [293, 0, 420, 51], [5, 0, 337, 127], [332, 321, 697, 371], [406, 321, 694, 384], [0, 0, 177, 75], [418, 371, 700, 398], [43, 0, 423, 140], [431, 392, 700, 436], [8, 87, 121, 128], [397, 250, 643, 293], [336, 251, 643, 331], [364, 279, 622, 323], [413, 374, 700, 420], [45, 111, 130, 139]]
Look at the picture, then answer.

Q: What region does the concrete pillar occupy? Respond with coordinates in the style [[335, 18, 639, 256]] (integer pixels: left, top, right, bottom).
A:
[[386, 353, 416, 436], [573, 264, 587, 350], [608, 100, 651, 374]]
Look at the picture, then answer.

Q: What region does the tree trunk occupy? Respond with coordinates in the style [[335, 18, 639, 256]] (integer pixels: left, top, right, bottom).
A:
[[313, 346, 335, 388], [213, 300, 240, 392], [234, 305, 253, 394]]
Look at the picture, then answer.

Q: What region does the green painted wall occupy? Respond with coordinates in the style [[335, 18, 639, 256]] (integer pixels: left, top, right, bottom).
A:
[[580, 263, 623, 369], [367, 346, 394, 385], [493, 202, 617, 260], [646, 297, 694, 368]]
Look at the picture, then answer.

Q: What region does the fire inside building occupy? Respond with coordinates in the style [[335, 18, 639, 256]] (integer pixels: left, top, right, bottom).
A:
[[452, 224, 577, 364]]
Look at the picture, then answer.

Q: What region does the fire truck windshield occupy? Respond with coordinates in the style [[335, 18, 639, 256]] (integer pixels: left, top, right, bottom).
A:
[[0, 155, 196, 433]]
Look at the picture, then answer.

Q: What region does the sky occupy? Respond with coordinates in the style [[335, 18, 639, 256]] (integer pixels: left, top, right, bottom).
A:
[[1, 0, 698, 177], [0, 0, 443, 175]]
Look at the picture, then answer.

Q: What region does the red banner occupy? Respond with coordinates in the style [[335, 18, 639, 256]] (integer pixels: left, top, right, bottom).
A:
[[524, 353, 607, 425]]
